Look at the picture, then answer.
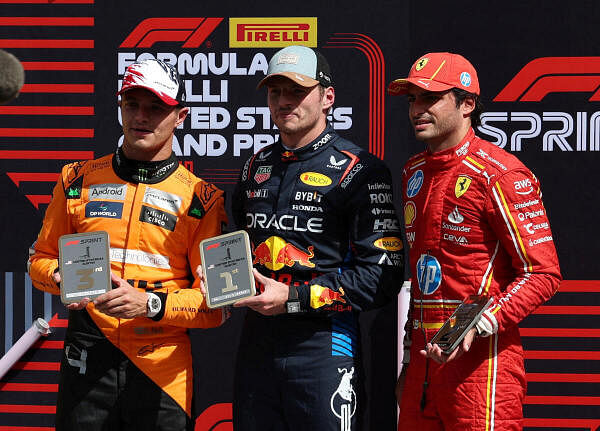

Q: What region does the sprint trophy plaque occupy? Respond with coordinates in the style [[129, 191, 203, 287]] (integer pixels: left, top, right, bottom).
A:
[[58, 231, 111, 304], [200, 230, 256, 308], [429, 295, 494, 354]]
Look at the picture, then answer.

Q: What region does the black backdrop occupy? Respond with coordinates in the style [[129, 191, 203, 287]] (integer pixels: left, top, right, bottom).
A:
[[0, 1, 599, 430]]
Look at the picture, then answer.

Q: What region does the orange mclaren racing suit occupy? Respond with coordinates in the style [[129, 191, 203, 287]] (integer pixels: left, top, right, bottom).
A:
[[28, 149, 227, 429], [399, 128, 561, 430]]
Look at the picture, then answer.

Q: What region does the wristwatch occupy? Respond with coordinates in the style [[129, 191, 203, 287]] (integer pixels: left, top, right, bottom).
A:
[[146, 292, 162, 318], [285, 285, 301, 314]]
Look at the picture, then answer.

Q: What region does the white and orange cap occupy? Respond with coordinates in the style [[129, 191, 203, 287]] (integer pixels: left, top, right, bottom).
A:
[[388, 52, 480, 96]]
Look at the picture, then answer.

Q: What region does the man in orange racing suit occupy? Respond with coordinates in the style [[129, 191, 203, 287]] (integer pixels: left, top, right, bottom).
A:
[[28, 58, 228, 431], [388, 52, 561, 430]]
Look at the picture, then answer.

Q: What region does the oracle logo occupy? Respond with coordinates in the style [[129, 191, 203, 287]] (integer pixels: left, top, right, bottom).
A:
[[120, 17, 223, 48]]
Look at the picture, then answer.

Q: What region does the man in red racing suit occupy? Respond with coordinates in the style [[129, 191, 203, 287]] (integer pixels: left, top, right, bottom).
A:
[[28, 59, 227, 430], [388, 52, 561, 430]]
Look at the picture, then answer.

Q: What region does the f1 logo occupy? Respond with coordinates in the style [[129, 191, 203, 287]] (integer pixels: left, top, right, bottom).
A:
[[120, 17, 223, 48], [494, 57, 600, 102]]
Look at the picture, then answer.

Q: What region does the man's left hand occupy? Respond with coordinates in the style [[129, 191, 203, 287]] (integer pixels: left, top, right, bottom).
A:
[[233, 269, 288, 315], [93, 272, 148, 319], [420, 327, 477, 364]]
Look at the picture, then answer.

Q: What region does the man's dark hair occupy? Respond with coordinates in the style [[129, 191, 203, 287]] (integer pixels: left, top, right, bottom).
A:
[[451, 88, 483, 128]]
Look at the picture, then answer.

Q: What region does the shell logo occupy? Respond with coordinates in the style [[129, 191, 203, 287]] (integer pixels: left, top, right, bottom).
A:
[[373, 237, 403, 251], [300, 172, 332, 187], [404, 201, 416, 228]]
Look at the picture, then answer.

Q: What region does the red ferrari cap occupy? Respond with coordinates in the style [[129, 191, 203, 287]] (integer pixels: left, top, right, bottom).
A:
[[387, 52, 480, 96]]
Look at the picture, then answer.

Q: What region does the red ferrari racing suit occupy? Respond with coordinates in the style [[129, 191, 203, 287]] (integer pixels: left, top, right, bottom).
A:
[[28, 149, 227, 427], [399, 128, 561, 430]]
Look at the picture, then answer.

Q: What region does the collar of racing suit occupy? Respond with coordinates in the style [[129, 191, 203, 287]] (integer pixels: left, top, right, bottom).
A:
[[279, 123, 337, 162], [424, 127, 476, 168], [112, 147, 179, 184]]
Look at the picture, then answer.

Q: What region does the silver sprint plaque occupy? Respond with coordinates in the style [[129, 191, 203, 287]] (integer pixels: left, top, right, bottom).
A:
[[200, 230, 256, 308], [58, 231, 111, 304]]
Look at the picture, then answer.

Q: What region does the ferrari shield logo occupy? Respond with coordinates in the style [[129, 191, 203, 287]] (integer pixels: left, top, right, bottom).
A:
[[455, 176, 472, 198]]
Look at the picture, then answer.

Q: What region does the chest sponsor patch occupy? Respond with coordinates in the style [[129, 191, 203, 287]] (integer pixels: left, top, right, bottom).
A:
[[416, 254, 442, 295], [143, 187, 182, 214], [454, 176, 472, 198], [89, 183, 127, 201], [85, 201, 123, 219], [404, 201, 416, 228], [139, 205, 177, 231], [406, 170, 424, 198], [254, 166, 273, 184], [300, 172, 332, 187], [374, 237, 403, 251]]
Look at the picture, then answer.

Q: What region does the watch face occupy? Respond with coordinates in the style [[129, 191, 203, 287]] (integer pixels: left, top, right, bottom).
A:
[[286, 301, 301, 314], [150, 297, 160, 311]]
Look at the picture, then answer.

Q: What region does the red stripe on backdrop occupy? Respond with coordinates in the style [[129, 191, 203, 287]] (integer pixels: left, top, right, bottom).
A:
[[533, 306, 600, 315], [33, 340, 64, 349], [0, 150, 94, 159], [558, 280, 600, 292], [520, 328, 600, 337], [0, 428, 54, 431], [0, 17, 94, 26], [0, 39, 94, 48], [524, 351, 600, 360], [21, 62, 94, 71], [0, 106, 94, 115], [21, 84, 94, 93], [0, 383, 58, 392], [12, 362, 60, 371], [0, 0, 93, 2], [524, 396, 600, 405], [0, 128, 93, 137], [526, 373, 600, 382], [0, 405, 55, 414]]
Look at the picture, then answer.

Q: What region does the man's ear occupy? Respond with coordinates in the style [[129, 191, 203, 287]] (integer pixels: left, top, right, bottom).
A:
[[461, 96, 475, 118], [175, 106, 189, 127], [322, 86, 335, 112]]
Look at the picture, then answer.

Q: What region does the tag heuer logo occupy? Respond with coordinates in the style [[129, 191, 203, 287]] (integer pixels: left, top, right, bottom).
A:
[[254, 166, 272, 184]]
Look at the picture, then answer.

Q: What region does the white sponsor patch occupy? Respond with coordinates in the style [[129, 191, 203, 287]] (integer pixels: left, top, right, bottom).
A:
[[143, 187, 182, 214], [89, 183, 127, 201], [110, 248, 170, 269]]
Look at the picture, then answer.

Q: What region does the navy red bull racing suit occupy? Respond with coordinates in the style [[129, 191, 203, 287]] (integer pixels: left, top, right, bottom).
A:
[[232, 124, 404, 430], [399, 128, 561, 430], [28, 148, 228, 430]]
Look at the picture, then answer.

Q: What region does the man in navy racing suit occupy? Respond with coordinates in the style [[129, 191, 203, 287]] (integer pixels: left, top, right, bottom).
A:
[[231, 45, 404, 430]]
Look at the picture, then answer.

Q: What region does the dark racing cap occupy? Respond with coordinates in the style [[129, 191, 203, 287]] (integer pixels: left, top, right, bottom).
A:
[[387, 52, 480, 96], [118, 58, 185, 106], [257, 45, 333, 88]]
